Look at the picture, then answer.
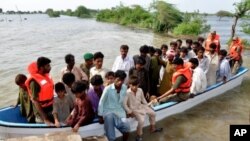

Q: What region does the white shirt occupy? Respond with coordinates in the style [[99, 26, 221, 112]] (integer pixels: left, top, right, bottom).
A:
[[90, 66, 108, 80], [188, 50, 196, 58], [195, 55, 209, 74], [112, 55, 134, 75], [190, 67, 207, 95], [217, 58, 231, 81]]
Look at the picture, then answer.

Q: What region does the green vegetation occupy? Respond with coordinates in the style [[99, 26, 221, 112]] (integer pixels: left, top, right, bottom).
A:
[[97, 4, 153, 28], [241, 22, 250, 34], [216, 10, 233, 20], [0, 8, 2, 13], [46, 8, 60, 17], [231, 0, 250, 38], [73, 6, 91, 18], [173, 12, 210, 36]]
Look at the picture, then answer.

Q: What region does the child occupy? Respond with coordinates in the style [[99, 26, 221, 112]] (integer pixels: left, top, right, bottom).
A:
[[90, 52, 108, 80], [123, 76, 162, 141], [129, 56, 150, 99], [104, 71, 115, 86], [53, 82, 74, 127], [87, 75, 104, 114], [14, 74, 34, 123], [217, 49, 231, 83], [66, 81, 94, 132], [62, 72, 76, 101]]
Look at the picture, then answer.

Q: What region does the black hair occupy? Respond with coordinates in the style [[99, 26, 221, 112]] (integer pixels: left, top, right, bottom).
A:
[[189, 58, 199, 66], [139, 45, 149, 53], [55, 82, 66, 93], [192, 41, 201, 47], [161, 44, 168, 50], [176, 39, 183, 44], [197, 37, 205, 43], [135, 56, 146, 65], [180, 48, 188, 54], [90, 75, 103, 86], [105, 71, 115, 78], [148, 46, 155, 54], [155, 48, 162, 56], [209, 43, 217, 50], [197, 47, 205, 52], [186, 39, 193, 45], [172, 57, 184, 65], [120, 45, 129, 50], [15, 74, 27, 85], [114, 70, 127, 80], [71, 81, 87, 94], [37, 57, 51, 69], [219, 49, 228, 57], [65, 54, 74, 64], [128, 75, 139, 86], [62, 72, 75, 86], [93, 52, 104, 60], [170, 41, 177, 47]]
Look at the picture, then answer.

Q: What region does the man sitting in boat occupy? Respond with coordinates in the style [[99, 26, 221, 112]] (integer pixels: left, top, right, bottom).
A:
[[25, 57, 54, 125], [14, 74, 35, 123], [66, 81, 95, 132], [98, 70, 130, 141], [189, 58, 207, 97], [154, 58, 192, 103], [217, 50, 231, 83]]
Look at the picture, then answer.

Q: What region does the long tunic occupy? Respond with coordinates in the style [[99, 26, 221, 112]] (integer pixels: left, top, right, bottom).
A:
[[206, 52, 219, 86], [159, 61, 175, 95]]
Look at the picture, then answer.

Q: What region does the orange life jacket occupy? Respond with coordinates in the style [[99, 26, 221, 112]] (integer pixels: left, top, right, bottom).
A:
[[25, 62, 54, 108], [172, 67, 192, 93], [205, 37, 220, 53], [229, 41, 243, 61]]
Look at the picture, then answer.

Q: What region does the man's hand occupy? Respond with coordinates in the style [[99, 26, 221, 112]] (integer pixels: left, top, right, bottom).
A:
[[72, 124, 80, 132], [127, 112, 135, 118], [99, 116, 104, 124]]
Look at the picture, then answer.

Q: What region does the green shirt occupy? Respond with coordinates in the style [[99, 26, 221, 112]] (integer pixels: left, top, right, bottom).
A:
[[30, 80, 41, 120], [17, 87, 34, 122]]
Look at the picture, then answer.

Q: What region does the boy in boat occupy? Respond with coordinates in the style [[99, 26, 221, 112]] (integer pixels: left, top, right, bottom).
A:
[[53, 82, 74, 127], [123, 76, 162, 141], [129, 56, 150, 100], [217, 49, 231, 83], [66, 81, 94, 132], [62, 72, 76, 101], [98, 70, 130, 141], [104, 71, 115, 86], [90, 52, 108, 80], [87, 75, 104, 115], [61, 54, 88, 82], [14, 74, 34, 123], [25, 57, 54, 125]]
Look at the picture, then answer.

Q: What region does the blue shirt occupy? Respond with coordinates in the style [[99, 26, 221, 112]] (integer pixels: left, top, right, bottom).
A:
[[98, 84, 127, 118]]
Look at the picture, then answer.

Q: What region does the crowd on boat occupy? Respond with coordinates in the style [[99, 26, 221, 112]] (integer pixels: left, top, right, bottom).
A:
[[13, 31, 243, 141]]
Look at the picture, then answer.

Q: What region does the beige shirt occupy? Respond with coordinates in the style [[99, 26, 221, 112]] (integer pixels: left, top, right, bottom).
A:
[[123, 88, 148, 114], [89, 67, 108, 80], [61, 66, 88, 82]]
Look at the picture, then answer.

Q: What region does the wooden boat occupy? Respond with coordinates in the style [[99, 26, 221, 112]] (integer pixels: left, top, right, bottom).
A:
[[0, 67, 248, 140]]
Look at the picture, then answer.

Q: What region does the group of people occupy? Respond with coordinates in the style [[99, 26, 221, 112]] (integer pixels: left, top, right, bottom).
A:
[[14, 31, 243, 141]]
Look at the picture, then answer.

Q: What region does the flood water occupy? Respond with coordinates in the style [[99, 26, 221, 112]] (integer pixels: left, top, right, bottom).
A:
[[0, 14, 250, 141]]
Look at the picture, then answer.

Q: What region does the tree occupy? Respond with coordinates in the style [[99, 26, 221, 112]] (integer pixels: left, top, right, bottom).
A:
[[0, 8, 2, 13], [74, 6, 90, 18], [231, 0, 250, 38], [151, 1, 182, 33], [216, 10, 233, 20]]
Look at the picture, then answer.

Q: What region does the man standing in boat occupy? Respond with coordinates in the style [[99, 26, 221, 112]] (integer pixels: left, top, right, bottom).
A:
[[154, 58, 192, 103], [98, 70, 130, 141], [25, 57, 54, 125]]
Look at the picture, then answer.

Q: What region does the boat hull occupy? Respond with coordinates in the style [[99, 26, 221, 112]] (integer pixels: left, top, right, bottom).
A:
[[0, 67, 248, 140]]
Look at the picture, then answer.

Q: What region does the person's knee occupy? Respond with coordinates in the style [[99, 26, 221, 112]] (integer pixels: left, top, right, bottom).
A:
[[104, 113, 115, 122]]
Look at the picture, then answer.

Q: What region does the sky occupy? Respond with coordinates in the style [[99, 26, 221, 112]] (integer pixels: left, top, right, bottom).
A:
[[0, 0, 242, 14]]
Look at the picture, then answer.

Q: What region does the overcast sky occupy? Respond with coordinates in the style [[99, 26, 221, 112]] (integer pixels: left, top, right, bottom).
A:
[[1, 0, 241, 13]]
